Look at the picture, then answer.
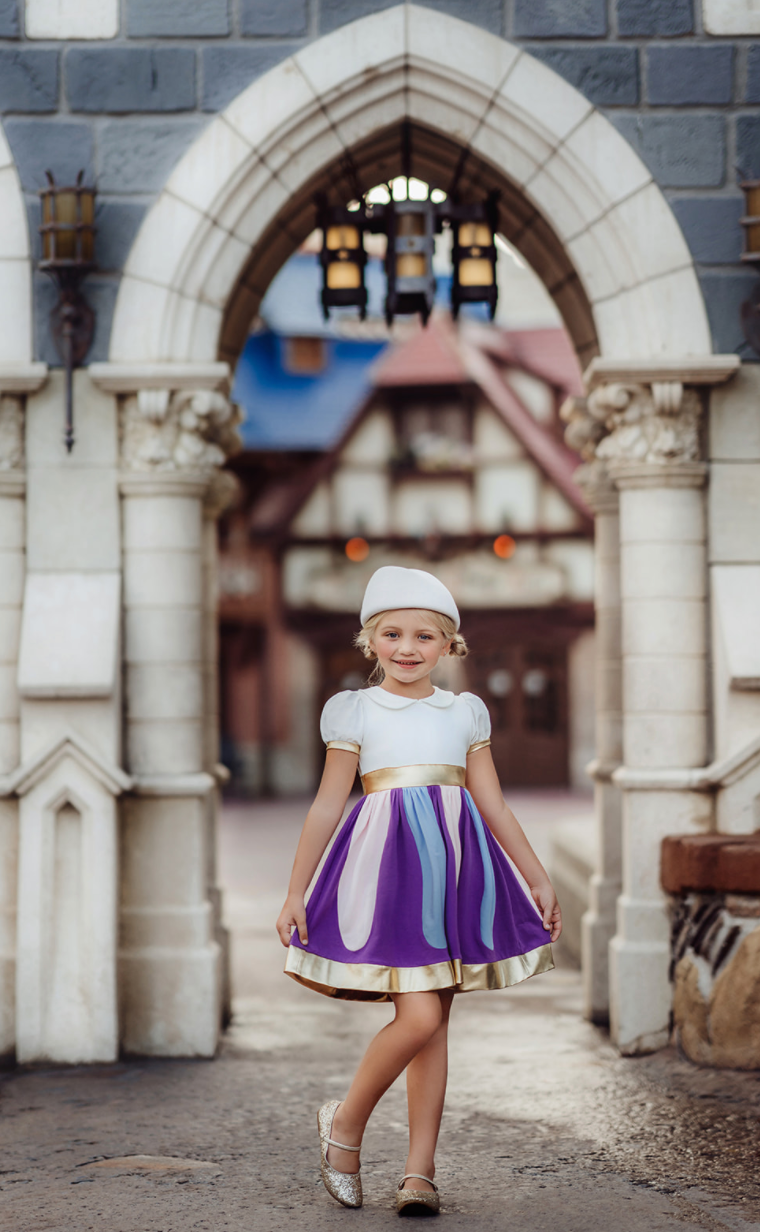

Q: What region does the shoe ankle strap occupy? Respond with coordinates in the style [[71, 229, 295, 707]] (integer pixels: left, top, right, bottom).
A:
[[327, 1136, 360, 1152], [399, 1174, 437, 1190]]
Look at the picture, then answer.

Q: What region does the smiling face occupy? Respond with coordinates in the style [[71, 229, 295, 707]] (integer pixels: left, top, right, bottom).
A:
[[369, 609, 452, 691]]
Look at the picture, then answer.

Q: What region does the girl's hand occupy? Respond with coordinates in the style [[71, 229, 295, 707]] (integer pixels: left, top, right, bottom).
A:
[[530, 882, 562, 943], [276, 894, 308, 948]]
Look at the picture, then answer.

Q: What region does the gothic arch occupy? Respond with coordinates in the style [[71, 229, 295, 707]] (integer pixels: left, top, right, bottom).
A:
[[109, 4, 711, 369]]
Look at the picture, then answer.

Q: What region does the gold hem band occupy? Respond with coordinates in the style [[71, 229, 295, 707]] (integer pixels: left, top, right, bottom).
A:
[[361, 763, 466, 794], [325, 740, 361, 754], [284, 943, 554, 1002]]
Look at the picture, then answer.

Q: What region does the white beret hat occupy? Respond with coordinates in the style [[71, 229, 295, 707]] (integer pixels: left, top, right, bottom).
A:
[[360, 566, 460, 630]]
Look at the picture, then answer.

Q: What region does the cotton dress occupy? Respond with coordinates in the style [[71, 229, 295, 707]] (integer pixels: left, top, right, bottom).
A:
[[285, 686, 554, 1001]]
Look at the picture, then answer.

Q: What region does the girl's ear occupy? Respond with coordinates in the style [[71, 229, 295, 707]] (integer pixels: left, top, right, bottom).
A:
[[441, 639, 452, 658]]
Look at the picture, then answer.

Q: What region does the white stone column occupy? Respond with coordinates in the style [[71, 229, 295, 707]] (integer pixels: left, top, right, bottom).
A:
[[577, 466, 622, 1025], [106, 376, 241, 1056], [591, 377, 714, 1053], [0, 400, 25, 1057]]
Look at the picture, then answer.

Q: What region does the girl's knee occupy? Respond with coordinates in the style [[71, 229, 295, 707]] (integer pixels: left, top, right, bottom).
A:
[[396, 993, 444, 1043]]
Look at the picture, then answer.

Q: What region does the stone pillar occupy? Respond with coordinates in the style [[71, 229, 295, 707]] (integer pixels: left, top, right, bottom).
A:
[[578, 465, 622, 1025], [111, 378, 241, 1056], [591, 379, 712, 1053], [0, 398, 25, 1056]]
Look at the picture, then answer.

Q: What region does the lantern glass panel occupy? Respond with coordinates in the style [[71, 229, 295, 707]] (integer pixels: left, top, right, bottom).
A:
[[459, 257, 494, 287], [326, 224, 360, 250], [458, 221, 491, 247], [327, 261, 361, 289], [397, 212, 425, 238], [396, 254, 426, 278], [746, 185, 760, 217]]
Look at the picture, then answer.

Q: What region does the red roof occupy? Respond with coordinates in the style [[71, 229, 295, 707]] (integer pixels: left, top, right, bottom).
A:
[[372, 318, 469, 386]]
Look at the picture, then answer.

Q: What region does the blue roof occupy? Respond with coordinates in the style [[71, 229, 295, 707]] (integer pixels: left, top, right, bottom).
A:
[[232, 330, 386, 450]]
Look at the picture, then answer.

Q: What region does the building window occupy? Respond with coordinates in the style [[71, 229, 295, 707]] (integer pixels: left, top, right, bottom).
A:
[[284, 336, 326, 374]]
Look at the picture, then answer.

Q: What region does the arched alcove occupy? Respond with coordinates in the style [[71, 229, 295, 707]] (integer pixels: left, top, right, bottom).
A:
[[109, 5, 711, 372]]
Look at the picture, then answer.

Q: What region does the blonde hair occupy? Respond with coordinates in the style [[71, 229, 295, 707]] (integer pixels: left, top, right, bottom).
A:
[[354, 608, 468, 685]]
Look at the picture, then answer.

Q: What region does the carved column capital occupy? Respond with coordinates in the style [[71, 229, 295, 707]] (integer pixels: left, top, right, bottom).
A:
[[120, 386, 243, 480], [0, 395, 25, 474]]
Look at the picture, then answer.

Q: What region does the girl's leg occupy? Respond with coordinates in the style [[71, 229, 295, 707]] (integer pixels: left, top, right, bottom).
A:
[[404, 989, 454, 1192], [328, 991, 444, 1175]]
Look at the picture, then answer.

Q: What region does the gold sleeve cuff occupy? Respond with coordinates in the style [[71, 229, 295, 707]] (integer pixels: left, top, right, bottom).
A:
[[467, 738, 491, 755], [325, 740, 361, 755]]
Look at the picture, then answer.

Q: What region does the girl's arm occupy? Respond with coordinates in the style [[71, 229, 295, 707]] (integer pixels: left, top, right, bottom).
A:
[[276, 748, 359, 948], [466, 747, 562, 942]]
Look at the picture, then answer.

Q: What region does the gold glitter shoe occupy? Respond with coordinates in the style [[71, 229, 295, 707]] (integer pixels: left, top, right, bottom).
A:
[[317, 1100, 362, 1208], [396, 1174, 440, 1216]]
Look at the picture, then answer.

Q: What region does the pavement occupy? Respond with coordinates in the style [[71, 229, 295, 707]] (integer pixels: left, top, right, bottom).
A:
[[2, 793, 760, 1232]]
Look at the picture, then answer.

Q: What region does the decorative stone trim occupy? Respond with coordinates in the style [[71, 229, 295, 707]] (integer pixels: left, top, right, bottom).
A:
[[89, 362, 230, 393], [613, 732, 760, 792], [0, 395, 25, 471], [584, 355, 741, 390], [130, 772, 217, 796], [120, 386, 243, 476], [0, 730, 133, 799]]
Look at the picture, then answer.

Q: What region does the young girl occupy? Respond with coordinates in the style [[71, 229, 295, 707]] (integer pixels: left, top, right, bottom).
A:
[[276, 566, 562, 1215]]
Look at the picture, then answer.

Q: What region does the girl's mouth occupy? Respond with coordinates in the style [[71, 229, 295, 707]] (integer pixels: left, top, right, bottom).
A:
[[394, 659, 421, 668]]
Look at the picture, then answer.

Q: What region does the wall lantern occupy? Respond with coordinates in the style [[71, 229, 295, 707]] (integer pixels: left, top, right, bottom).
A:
[[739, 178, 760, 356], [384, 199, 436, 326], [448, 194, 499, 320], [38, 170, 97, 453], [317, 197, 368, 321]]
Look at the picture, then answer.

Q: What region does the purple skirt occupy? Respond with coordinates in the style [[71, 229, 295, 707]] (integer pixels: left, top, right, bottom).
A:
[[285, 784, 553, 1001]]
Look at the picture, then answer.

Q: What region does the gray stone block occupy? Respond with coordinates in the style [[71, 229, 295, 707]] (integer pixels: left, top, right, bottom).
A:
[[4, 119, 95, 192], [241, 0, 308, 36], [0, 50, 58, 113], [514, 0, 606, 38], [700, 270, 758, 356], [413, 0, 503, 35], [527, 45, 638, 106], [0, 0, 19, 37], [647, 45, 734, 106], [318, 0, 401, 35], [127, 0, 229, 36], [736, 115, 760, 180], [670, 196, 744, 265], [95, 201, 147, 272], [613, 114, 725, 187], [97, 118, 206, 193], [66, 48, 196, 113], [201, 44, 294, 111], [746, 45, 760, 103], [617, 0, 692, 37]]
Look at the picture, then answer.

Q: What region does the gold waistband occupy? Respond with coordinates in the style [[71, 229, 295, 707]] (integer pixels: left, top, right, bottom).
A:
[[360, 764, 466, 794]]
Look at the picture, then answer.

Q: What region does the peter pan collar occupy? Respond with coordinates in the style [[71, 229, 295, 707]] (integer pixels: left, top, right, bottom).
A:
[[364, 686, 456, 710]]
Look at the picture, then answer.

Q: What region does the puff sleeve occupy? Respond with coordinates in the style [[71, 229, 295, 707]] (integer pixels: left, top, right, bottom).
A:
[[320, 690, 364, 754], [461, 692, 492, 754]]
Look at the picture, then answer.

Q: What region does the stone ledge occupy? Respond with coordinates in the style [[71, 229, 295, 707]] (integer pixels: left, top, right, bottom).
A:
[[584, 354, 740, 390], [89, 361, 230, 393], [662, 833, 760, 895]]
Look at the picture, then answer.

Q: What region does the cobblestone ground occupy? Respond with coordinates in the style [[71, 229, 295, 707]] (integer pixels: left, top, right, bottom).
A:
[[2, 795, 760, 1232]]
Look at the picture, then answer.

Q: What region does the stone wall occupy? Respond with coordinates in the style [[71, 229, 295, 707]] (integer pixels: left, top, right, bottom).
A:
[[0, 0, 755, 363]]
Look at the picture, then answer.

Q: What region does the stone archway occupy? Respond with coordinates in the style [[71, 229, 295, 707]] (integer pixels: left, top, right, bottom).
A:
[[109, 4, 711, 370], [0, 120, 34, 364], [101, 5, 739, 1059]]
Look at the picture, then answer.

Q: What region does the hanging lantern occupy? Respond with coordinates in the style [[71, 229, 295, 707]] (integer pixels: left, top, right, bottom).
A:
[[384, 199, 436, 325], [449, 195, 498, 320], [318, 200, 368, 320]]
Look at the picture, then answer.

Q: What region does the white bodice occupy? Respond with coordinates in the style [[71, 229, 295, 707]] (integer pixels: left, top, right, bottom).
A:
[[320, 686, 491, 775]]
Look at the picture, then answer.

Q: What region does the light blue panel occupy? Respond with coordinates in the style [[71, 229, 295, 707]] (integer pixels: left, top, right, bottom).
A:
[[402, 788, 447, 950], [464, 791, 496, 950]]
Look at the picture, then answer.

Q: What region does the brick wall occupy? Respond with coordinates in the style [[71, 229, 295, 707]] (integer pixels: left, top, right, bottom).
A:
[[1, 0, 757, 362]]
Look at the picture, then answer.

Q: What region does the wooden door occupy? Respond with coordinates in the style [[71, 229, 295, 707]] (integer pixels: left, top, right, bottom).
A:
[[467, 640, 569, 787]]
